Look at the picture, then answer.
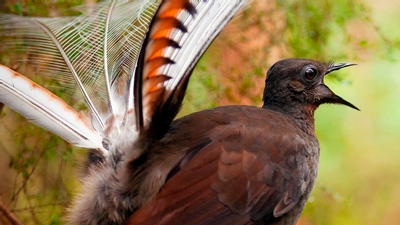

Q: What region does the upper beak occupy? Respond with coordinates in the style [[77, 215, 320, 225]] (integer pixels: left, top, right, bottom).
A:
[[323, 62, 359, 111], [325, 62, 357, 75]]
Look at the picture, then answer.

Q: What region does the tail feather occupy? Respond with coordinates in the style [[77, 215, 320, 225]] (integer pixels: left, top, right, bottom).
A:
[[134, 0, 249, 140], [0, 1, 159, 133], [0, 65, 105, 151]]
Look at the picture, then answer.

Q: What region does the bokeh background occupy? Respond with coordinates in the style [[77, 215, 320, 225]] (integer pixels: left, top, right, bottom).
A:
[[0, 0, 399, 224]]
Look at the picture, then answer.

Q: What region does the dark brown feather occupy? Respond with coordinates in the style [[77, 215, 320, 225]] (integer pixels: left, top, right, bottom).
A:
[[126, 106, 320, 224]]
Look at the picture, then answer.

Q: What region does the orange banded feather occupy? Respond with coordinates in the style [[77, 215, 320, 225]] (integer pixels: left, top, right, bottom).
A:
[[135, 0, 196, 130]]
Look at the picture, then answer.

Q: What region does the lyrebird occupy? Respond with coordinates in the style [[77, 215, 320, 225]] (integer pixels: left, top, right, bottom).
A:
[[0, 1, 357, 224]]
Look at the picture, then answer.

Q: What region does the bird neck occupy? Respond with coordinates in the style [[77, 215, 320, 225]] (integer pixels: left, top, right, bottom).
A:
[[263, 102, 317, 136]]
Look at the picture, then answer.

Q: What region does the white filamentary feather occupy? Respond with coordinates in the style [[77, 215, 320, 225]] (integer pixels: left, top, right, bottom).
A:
[[0, 0, 159, 135], [0, 0, 159, 156]]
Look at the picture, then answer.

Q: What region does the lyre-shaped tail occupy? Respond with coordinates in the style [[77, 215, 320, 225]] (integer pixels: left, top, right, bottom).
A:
[[0, 0, 250, 152], [0, 1, 251, 224]]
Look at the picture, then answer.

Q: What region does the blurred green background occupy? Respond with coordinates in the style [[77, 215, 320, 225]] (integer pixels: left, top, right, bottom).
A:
[[0, 0, 399, 224]]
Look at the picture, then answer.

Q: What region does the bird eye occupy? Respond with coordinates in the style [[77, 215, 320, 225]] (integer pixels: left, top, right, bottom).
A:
[[304, 67, 317, 80]]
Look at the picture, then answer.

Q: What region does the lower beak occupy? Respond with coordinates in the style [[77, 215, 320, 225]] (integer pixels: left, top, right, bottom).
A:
[[329, 94, 360, 110]]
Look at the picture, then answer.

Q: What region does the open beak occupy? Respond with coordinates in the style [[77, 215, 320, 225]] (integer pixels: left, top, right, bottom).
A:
[[323, 62, 359, 111]]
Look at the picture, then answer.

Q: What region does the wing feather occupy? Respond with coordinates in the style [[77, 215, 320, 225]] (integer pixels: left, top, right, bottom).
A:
[[128, 107, 312, 224]]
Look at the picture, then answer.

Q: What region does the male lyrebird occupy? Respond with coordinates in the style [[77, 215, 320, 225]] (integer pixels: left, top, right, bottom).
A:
[[0, 1, 357, 225]]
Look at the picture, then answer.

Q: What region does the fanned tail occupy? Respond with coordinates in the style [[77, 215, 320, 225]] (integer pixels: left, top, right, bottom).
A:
[[0, 1, 252, 224]]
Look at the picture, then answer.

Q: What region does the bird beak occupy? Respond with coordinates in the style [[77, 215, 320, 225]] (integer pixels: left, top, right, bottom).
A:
[[325, 62, 356, 75], [327, 93, 360, 110], [323, 62, 359, 111]]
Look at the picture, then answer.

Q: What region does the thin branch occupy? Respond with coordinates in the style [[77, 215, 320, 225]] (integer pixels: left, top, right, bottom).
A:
[[0, 200, 23, 225]]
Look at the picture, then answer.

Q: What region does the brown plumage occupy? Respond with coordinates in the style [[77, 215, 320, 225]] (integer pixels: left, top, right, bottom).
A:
[[124, 58, 357, 224], [0, 1, 357, 224]]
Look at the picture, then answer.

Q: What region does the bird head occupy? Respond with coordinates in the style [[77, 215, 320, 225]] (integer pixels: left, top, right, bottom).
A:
[[262, 58, 359, 112]]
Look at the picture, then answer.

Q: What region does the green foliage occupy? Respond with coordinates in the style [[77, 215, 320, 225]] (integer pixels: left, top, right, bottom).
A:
[[3, 1, 83, 16], [277, 0, 358, 60]]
